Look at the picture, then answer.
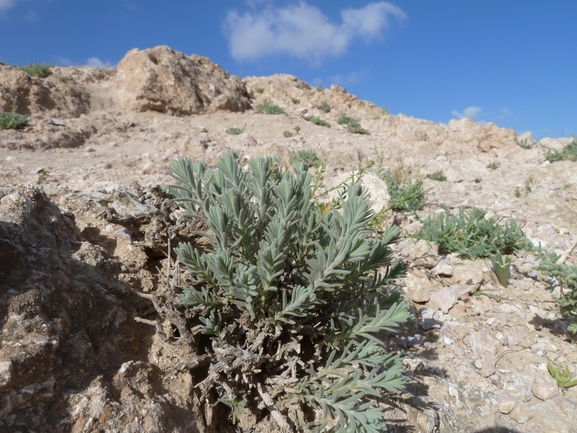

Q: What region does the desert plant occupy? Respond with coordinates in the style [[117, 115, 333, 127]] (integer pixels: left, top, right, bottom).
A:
[[547, 363, 577, 389], [490, 252, 511, 287], [487, 161, 501, 170], [380, 168, 427, 213], [166, 152, 409, 432], [415, 205, 532, 259], [317, 101, 331, 113], [294, 125, 301, 133], [337, 115, 369, 135], [544, 137, 577, 162], [18, 62, 53, 77], [316, 85, 324, 92], [292, 98, 300, 104], [0, 96, 29, 130], [289, 150, 323, 169], [515, 134, 538, 149], [310, 116, 331, 127], [255, 87, 265, 94], [283, 130, 293, 138], [537, 249, 577, 333], [426, 170, 447, 182], [473, 177, 482, 184], [258, 100, 285, 115], [226, 124, 246, 135]]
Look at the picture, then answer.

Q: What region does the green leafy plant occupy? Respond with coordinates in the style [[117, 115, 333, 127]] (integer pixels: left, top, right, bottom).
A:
[[537, 249, 577, 333], [337, 115, 369, 135], [258, 100, 285, 115], [487, 161, 501, 170], [255, 87, 265, 94], [415, 205, 532, 259], [310, 116, 331, 127], [292, 98, 300, 104], [426, 170, 447, 182], [166, 152, 409, 432], [490, 252, 511, 287], [0, 96, 29, 130], [473, 177, 482, 184], [289, 150, 323, 169], [283, 130, 293, 138], [18, 62, 54, 78], [317, 101, 331, 113], [547, 363, 577, 389], [226, 124, 246, 135], [544, 137, 577, 162], [294, 125, 301, 133], [380, 168, 427, 213], [316, 85, 324, 92]]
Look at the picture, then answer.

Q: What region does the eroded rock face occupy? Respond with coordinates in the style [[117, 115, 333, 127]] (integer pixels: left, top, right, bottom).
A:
[[0, 65, 91, 118], [116, 45, 251, 115], [0, 186, 150, 431]]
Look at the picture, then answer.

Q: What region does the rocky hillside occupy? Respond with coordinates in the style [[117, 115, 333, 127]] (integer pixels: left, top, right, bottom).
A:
[[1, 45, 576, 432]]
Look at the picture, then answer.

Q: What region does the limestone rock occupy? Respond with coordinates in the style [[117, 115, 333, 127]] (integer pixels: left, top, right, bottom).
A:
[[116, 45, 251, 115], [408, 239, 439, 268]]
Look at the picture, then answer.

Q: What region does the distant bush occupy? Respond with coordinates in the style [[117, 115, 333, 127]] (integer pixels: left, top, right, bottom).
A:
[[255, 87, 264, 94], [380, 168, 427, 212], [337, 115, 369, 135], [0, 97, 29, 130], [544, 137, 577, 162], [283, 130, 293, 138], [426, 170, 447, 182], [289, 149, 323, 169], [291, 98, 300, 104], [257, 100, 285, 115], [226, 124, 246, 135], [414, 205, 532, 259], [18, 62, 53, 78], [317, 101, 331, 113], [310, 116, 330, 127], [487, 161, 501, 170]]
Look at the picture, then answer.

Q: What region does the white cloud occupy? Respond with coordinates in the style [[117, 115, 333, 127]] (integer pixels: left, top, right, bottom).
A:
[[23, 9, 38, 21], [86, 57, 109, 68], [224, 1, 405, 63], [330, 71, 362, 86], [452, 106, 483, 121], [0, 0, 20, 11]]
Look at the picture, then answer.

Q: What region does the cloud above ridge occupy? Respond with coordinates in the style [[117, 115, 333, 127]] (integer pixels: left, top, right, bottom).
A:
[[224, 1, 406, 63], [452, 106, 483, 121]]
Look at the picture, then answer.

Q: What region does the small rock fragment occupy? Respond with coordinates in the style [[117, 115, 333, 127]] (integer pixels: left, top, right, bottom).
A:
[[497, 390, 516, 414]]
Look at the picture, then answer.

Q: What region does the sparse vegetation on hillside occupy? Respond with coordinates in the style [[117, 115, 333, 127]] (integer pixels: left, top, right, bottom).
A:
[[166, 152, 409, 432], [337, 115, 369, 135], [309, 116, 330, 127], [289, 149, 323, 169], [283, 130, 293, 138], [380, 167, 427, 213], [317, 101, 331, 113], [18, 62, 54, 78], [414, 205, 532, 259], [487, 161, 501, 170], [0, 97, 29, 130], [426, 170, 447, 182], [257, 100, 285, 115], [226, 124, 246, 135], [544, 137, 577, 162]]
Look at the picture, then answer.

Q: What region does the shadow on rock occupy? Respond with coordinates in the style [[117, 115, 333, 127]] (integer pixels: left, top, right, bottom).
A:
[[0, 185, 200, 432]]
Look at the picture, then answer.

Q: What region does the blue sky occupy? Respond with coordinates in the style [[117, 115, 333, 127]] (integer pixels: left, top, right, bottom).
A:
[[1, 1, 576, 138]]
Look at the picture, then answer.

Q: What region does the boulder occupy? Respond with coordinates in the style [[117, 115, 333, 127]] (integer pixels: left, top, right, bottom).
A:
[[116, 45, 251, 115]]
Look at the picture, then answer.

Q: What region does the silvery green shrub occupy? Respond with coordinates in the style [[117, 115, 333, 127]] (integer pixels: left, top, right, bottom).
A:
[[167, 151, 409, 432]]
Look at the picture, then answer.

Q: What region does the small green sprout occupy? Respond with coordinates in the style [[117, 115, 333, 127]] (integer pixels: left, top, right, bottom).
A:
[[548, 363, 577, 389], [490, 252, 511, 287]]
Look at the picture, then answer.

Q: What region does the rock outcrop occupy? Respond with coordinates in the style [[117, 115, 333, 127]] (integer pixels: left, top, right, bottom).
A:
[[115, 45, 251, 115]]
